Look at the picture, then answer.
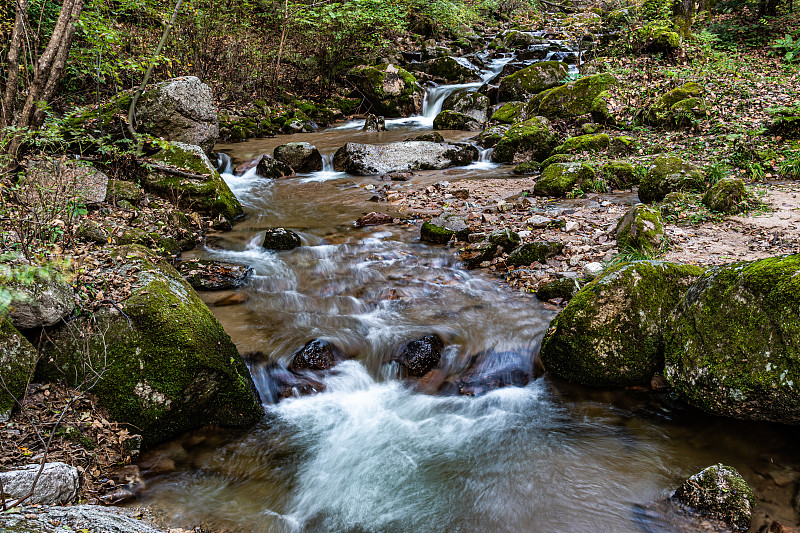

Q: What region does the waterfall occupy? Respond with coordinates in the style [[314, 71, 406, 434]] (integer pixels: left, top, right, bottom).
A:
[[321, 153, 334, 172], [479, 147, 494, 162]]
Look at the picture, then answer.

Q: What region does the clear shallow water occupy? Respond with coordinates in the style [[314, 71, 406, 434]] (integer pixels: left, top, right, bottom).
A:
[[134, 60, 800, 533]]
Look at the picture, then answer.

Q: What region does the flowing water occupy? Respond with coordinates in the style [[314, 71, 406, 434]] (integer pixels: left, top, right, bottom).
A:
[[132, 51, 800, 533]]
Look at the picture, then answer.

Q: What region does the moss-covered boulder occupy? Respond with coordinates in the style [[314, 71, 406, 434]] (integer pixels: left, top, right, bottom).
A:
[[603, 161, 637, 189], [472, 124, 510, 149], [491, 101, 526, 124], [273, 142, 323, 173], [615, 205, 664, 253], [645, 82, 706, 129], [421, 214, 470, 244], [503, 30, 537, 49], [673, 464, 755, 532], [540, 261, 705, 387], [702, 177, 748, 214], [498, 61, 569, 102], [492, 117, 558, 164], [38, 246, 263, 444], [664, 254, 800, 424], [146, 142, 244, 223], [423, 56, 480, 83], [507, 241, 563, 266], [0, 319, 38, 421], [441, 92, 490, 123], [534, 162, 595, 197], [637, 22, 682, 54], [536, 278, 579, 301], [433, 110, 482, 131], [105, 179, 143, 205], [767, 105, 800, 138], [346, 64, 423, 117], [550, 133, 610, 155], [117, 227, 181, 256], [638, 155, 705, 204], [527, 73, 617, 122], [610, 135, 637, 154]]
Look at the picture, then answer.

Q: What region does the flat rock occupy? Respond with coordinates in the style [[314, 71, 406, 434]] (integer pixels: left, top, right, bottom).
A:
[[0, 462, 79, 505]]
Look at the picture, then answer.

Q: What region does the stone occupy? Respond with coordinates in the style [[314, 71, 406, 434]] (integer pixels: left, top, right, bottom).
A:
[[536, 278, 579, 301], [534, 162, 595, 197], [637, 22, 682, 54], [550, 133, 610, 155], [362, 114, 386, 132], [273, 142, 323, 172], [38, 246, 263, 445], [0, 319, 38, 421], [22, 159, 108, 206], [77, 220, 109, 244], [256, 154, 296, 179], [702, 178, 748, 214], [134, 76, 218, 153], [356, 212, 394, 226], [524, 215, 554, 228], [0, 504, 167, 533], [491, 101, 526, 124], [527, 73, 617, 122], [615, 204, 665, 254], [664, 254, 800, 425], [602, 161, 637, 189], [673, 464, 755, 532], [249, 360, 325, 403], [638, 155, 706, 204], [582, 262, 604, 280], [333, 141, 477, 175], [645, 82, 706, 129], [421, 213, 470, 244], [498, 61, 569, 102], [492, 116, 558, 164], [456, 350, 532, 396], [472, 124, 510, 149], [262, 228, 302, 251], [177, 260, 252, 291], [507, 241, 563, 266], [489, 228, 520, 251], [539, 261, 705, 387], [146, 142, 244, 223], [0, 462, 79, 505], [433, 110, 482, 131], [422, 56, 480, 83], [459, 241, 497, 268], [8, 275, 74, 329], [767, 105, 800, 138], [442, 92, 491, 123], [116, 227, 181, 256], [290, 339, 345, 371], [394, 334, 444, 376], [406, 132, 444, 143], [346, 64, 423, 117], [105, 179, 143, 205]]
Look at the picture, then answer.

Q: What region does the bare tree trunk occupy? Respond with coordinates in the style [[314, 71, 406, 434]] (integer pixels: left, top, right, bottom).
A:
[[272, 0, 290, 95], [1, 0, 30, 129]]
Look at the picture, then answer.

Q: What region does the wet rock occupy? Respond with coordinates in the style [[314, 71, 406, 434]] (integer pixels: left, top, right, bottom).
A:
[[0, 319, 38, 421], [362, 114, 386, 132], [38, 245, 264, 445], [536, 278, 578, 301], [664, 254, 800, 424], [356, 212, 394, 226], [491, 101, 526, 124], [177, 260, 253, 291], [252, 361, 326, 402], [534, 162, 595, 197], [421, 213, 470, 244], [460, 241, 497, 268], [472, 124, 510, 148], [105, 179, 144, 205], [262, 228, 302, 251], [702, 178, 747, 214], [346, 64, 423, 117], [8, 274, 74, 329], [507, 241, 563, 266], [527, 73, 617, 122], [394, 334, 444, 376], [498, 61, 569, 101], [638, 154, 705, 204], [333, 141, 477, 175], [256, 154, 296, 179], [442, 92, 491, 123], [615, 204, 665, 254], [135, 76, 218, 152], [146, 142, 243, 223], [673, 464, 755, 532], [78, 219, 109, 245], [0, 504, 167, 533], [421, 56, 480, 83], [406, 132, 444, 143], [290, 339, 345, 371], [457, 350, 532, 396], [540, 261, 704, 387], [0, 462, 79, 505], [433, 110, 482, 131], [273, 142, 323, 172], [492, 116, 558, 164], [582, 262, 604, 280]]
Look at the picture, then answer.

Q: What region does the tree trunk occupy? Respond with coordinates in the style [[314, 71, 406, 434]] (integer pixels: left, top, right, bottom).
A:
[[1, 0, 30, 129], [272, 0, 290, 95]]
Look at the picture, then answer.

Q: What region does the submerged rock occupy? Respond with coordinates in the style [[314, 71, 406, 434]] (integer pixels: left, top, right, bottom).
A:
[[638, 155, 705, 204], [702, 177, 747, 214], [262, 228, 302, 251], [0, 319, 38, 421], [456, 350, 532, 396], [421, 213, 471, 244], [38, 245, 263, 445], [177, 260, 253, 291], [273, 142, 323, 172], [540, 261, 705, 387], [0, 462, 79, 505], [664, 254, 800, 424], [290, 339, 345, 372], [333, 141, 477, 175], [672, 464, 755, 532], [394, 334, 444, 376]]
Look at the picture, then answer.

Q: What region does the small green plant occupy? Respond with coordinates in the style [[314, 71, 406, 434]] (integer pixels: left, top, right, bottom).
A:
[[778, 151, 800, 179], [772, 31, 800, 63], [705, 161, 730, 186], [746, 161, 765, 181]]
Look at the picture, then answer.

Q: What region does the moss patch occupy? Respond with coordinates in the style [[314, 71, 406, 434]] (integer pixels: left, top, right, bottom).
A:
[[491, 101, 526, 124], [615, 204, 665, 254], [534, 162, 595, 197], [0, 319, 38, 421], [498, 61, 569, 101], [702, 177, 748, 214], [551, 133, 610, 155], [507, 241, 563, 266], [527, 73, 617, 121], [673, 464, 755, 532], [492, 117, 558, 164], [638, 154, 705, 203]]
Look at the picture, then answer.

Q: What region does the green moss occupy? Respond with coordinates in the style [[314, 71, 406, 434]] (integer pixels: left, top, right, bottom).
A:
[[473, 124, 509, 149], [664, 254, 800, 424], [673, 464, 755, 531], [498, 61, 569, 101], [106, 179, 143, 205], [421, 214, 470, 244], [534, 162, 595, 197], [551, 133, 610, 155], [0, 319, 38, 420], [493, 117, 558, 164], [346, 64, 422, 118], [615, 205, 665, 253], [528, 73, 617, 121], [513, 161, 540, 174], [426, 56, 478, 83], [536, 278, 579, 301], [539, 153, 574, 168], [540, 261, 705, 387], [507, 241, 563, 266], [639, 154, 705, 203], [603, 161, 636, 189], [433, 110, 480, 130], [702, 177, 748, 214], [611, 135, 637, 154], [491, 101, 525, 124]]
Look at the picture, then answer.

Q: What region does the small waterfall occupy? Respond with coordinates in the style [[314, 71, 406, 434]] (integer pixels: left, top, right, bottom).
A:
[[321, 153, 334, 172], [422, 85, 465, 119], [479, 147, 494, 162], [213, 152, 233, 175]]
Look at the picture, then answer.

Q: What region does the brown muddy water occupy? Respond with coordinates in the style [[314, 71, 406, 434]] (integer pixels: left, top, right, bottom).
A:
[[130, 110, 800, 533]]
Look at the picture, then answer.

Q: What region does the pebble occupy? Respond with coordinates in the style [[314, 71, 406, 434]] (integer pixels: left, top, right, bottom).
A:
[[582, 262, 604, 279]]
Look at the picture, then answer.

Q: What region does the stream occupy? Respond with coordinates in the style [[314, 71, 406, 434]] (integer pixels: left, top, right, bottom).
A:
[[131, 45, 800, 533]]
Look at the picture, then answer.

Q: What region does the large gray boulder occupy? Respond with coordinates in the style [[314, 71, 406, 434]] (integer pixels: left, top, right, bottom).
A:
[[273, 142, 323, 173], [0, 462, 79, 505], [333, 141, 477, 175], [7, 276, 74, 329], [22, 159, 108, 205], [0, 505, 167, 533], [664, 254, 800, 424], [442, 92, 491, 123], [38, 245, 263, 445], [0, 319, 38, 421], [135, 76, 219, 153]]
